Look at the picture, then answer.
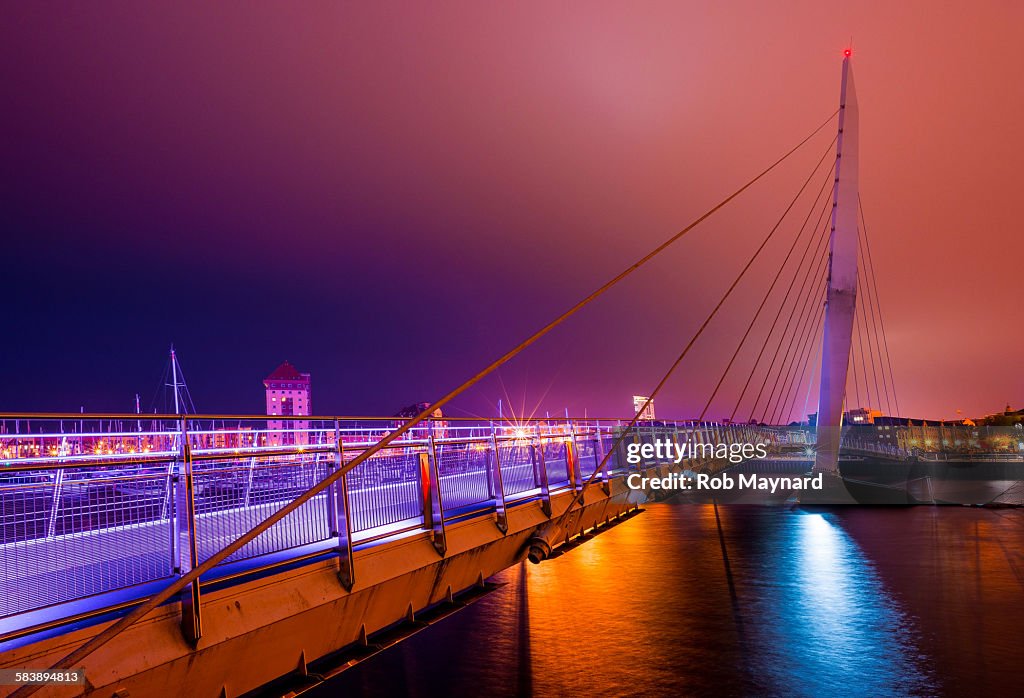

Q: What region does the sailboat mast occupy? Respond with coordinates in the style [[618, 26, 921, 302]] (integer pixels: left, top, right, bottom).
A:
[[171, 345, 180, 414]]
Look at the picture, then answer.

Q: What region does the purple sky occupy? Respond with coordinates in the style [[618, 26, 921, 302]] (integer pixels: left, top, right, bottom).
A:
[[2, 2, 1022, 421]]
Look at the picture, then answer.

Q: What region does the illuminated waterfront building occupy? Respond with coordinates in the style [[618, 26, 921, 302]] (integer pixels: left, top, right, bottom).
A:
[[264, 361, 311, 445], [633, 395, 656, 421]]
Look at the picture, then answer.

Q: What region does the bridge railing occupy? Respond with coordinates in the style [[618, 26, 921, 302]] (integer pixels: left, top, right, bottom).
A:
[[5, 414, 926, 639], [0, 414, 659, 638]]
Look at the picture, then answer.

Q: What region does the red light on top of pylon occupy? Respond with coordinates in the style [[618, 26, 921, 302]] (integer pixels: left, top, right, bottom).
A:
[[844, 48, 852, 57]]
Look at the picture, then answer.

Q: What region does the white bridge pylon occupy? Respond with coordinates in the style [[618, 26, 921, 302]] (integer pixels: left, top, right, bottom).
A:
[[814, 52, 859, 475]]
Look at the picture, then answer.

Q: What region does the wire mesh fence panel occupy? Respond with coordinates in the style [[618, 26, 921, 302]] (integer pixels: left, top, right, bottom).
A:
[[542, 440, 569, 485], [574, 436, 599, 479], [0, 416, 724, 624], [0, 472, 53, 544], [192, 459, 247, 513], [0, 466, 174, 618], [435, 442, 492, 510], [498, 443, 536, 496], [345, 447, 423, 534], [193, 454, 332, 564], [605, 429, 632, 473]]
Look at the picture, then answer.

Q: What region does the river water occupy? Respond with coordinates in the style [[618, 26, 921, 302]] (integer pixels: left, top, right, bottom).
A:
[[310, 503, 1024, 696]]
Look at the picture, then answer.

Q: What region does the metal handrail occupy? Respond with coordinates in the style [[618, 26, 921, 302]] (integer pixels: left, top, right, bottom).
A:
[[0, 418, 637, 633], [5, 418, 1014, 643], [0, 412, 637, 422]]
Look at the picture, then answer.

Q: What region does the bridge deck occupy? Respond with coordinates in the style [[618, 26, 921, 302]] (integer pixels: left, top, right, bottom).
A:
[[4, 416, 1010, 649], [0, 423, 592, 647]]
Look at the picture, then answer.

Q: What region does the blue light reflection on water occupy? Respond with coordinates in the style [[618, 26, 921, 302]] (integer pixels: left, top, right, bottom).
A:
[[741, 511, 935, 697], [309, 504, 1024, 697]]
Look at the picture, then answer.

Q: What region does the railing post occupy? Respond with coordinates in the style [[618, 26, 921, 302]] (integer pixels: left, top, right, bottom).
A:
[[175, 417, 201, 645], [594, 419, 610, 495], [46, 468, 65, 538], [243, 456, 257, 507], [698, 422, 709, 471], [483, 431, 495, 498], [567, 421, 583, 497], [420, 422, 447, 555], [328, 419, 355, 590], [531, 430, 551, 517], [164, 456, 175, 534], [488, 423, 508, 533]]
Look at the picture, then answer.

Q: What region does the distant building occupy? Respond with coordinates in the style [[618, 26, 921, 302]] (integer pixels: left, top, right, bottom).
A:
[[264, 361, 311, 446], [394, 402, 446, 438], [632, 395, 655, 421], [807, 407, 883, 426], [394, 402, 442, 420], [846, 407, 883, 424], [974, 404, 1024, 427]]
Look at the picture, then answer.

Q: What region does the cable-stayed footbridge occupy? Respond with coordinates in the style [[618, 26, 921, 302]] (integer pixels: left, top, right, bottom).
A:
[[2, 54, 1021, 697]]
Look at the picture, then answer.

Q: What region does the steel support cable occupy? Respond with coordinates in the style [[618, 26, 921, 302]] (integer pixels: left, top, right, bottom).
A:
[[800, 309, 825, 424], [777, 286, 827, 424], [770, 286, 824, 426], [753, 247, 826, 425], [849, 313, 863, 409], [853, 273, 876, 409], [855, 248, 883, 413], [776, 294, 823, 425], [741, 195, 835, 421], [542, 149, 832, 537], [754, 237, 830, 424], [857, 268, 883, 411], [708, 182, 827, 423], [697, 140, 837, 422], [768, 266, 828, 425], [11, 113, 841, 695], [761, 266, 823, 425], [729, 187, 831, 421], [858, 197, 900, 415], [857, 236, 891, 415], [786, 301, 826, 424], [860, 197, 901, 416], [761, 246, 830, 425]]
